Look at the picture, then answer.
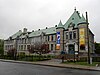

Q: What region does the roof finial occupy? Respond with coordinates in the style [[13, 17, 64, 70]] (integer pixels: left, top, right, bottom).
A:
[[60, 20, 61, 22], [74, 7, 76, 11]]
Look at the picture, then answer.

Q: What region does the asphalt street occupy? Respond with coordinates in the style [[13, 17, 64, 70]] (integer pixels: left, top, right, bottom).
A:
[[0, 61, 100, 75]]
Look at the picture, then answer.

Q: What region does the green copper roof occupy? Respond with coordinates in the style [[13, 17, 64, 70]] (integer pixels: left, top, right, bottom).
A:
[[19, 33, 27, 39], [29, 27, 56, 37], [57, 20, 64, 28], [80, 14, 86, 22], [7, 9, 87, 39], [64, 10, 86, 29], [10, 30, 22, 39]]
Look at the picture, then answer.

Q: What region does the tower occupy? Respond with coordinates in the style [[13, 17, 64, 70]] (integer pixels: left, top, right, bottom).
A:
[[56, 20, 65, 54]]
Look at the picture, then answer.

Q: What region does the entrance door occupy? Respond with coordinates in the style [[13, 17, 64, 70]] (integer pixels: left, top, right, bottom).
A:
[[68, 44, 74, 54]]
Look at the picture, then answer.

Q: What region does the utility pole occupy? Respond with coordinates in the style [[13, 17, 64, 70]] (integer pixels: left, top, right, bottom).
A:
[[74, 43, 75, 63], [15, 36, 18, 60], [61, 29, 65, 63], [86, 12, 90, 64]]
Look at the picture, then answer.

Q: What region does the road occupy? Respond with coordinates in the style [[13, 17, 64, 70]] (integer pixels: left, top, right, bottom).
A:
[[0, 61, 100, 75]]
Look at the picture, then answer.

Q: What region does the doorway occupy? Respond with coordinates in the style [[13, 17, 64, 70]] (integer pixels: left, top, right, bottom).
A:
[[68, 44, 75, 54]]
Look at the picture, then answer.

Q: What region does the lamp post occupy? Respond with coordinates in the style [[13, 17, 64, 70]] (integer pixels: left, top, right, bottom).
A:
[[86, 12, 90, 64], [74, 43, 75, 63], [15, 36, 19, 60], [61, 29, 65, 63]]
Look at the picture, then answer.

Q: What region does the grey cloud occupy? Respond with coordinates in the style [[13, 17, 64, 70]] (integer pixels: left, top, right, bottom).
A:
[[0, 0, 100, 42]]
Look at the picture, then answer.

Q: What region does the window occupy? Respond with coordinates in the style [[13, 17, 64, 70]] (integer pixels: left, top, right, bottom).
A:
[[66, 32, 68, 39], [19, 45, 20, 50], [55, 44, 56, 50], [7, 45, 9, 50], [51, 44, 53, 50], [21, 39, 23, 44], [23, 39, 25, 44], [48, 36, 49, 41], [21, 45, 23, 50], [52, 35, 55, 41], [24, 45, 26, 50], [25, 39, 26, 44], [80, 45, 85, 50], [5, 45, 7, 50], [51, 35, 53, 41], [72, 18, 74, 20], [68, 44, 74, 54], [69, 32, 72, 39], [73, 31, 76, 39], [27, 45, 30, 50]]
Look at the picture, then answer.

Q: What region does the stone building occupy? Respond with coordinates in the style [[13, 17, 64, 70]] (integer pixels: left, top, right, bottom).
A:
[[4, 9, 95, 56]]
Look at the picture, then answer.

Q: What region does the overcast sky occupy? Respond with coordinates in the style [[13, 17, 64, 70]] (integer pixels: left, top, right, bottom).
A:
[[0, 0, 100, 42]]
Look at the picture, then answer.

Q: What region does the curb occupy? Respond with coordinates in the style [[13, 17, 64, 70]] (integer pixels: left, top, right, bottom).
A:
[[0, 59, 100, 71]]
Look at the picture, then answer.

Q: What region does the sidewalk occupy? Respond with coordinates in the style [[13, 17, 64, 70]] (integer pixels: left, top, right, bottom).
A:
[[0, 59, 100, 71]]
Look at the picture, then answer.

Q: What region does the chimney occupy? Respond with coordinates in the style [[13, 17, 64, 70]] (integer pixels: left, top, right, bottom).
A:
[[86, 12, 88, 23], [19, 30, 22, 32], [23, 28, 27, 33], [32, 30, 34, 32], [55, 25, 57, 27]]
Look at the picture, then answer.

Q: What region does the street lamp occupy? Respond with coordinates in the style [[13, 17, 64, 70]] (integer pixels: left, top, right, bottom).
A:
[[86, 12, 90, 64], [74, 43, 75, 63], [15, 36, 19, 60], [61, 28, 65, 63]]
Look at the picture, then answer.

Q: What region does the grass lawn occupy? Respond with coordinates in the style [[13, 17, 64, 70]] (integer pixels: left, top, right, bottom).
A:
[[63, 61, 100, 66], [18, 56, 51, 61]]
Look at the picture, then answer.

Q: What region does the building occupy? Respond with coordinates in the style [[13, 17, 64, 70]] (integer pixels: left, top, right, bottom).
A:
[[4, 9, 95, 56]]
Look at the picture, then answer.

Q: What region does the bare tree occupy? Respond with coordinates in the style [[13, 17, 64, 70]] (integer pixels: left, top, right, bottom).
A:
[[7, 48, 16, 59], [28, 42, 50, 55]]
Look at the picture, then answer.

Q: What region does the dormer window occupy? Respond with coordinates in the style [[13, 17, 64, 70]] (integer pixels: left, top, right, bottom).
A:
[[66, 32, 68, 39], [69, 24, 73, 27], [48, 36, 49, 41], [73, 31, 76, 39], [69, 32, 72, 40], [72, 18, 74, 20], [69, 22, 75, 28], [9, 37, 12, 40]]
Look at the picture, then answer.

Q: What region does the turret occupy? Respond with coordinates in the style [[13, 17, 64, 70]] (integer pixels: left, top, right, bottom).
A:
[[56, 20, 65, 53]]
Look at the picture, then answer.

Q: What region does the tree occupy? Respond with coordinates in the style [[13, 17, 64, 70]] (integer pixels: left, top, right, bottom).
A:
[[28, 45, 35, 53], [0, 47, 4, 55], [95, 42, 100, 54], [28, 42, 50, 55], [7, 48, 16, 58], [0, 39, 4, 55]]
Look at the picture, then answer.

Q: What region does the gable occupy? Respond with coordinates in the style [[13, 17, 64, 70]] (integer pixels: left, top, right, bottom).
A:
[[64, 10, 86, 29]]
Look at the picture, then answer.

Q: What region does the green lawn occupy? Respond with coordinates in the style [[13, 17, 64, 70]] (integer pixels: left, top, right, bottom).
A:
[[63, 61, 100, 66]]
